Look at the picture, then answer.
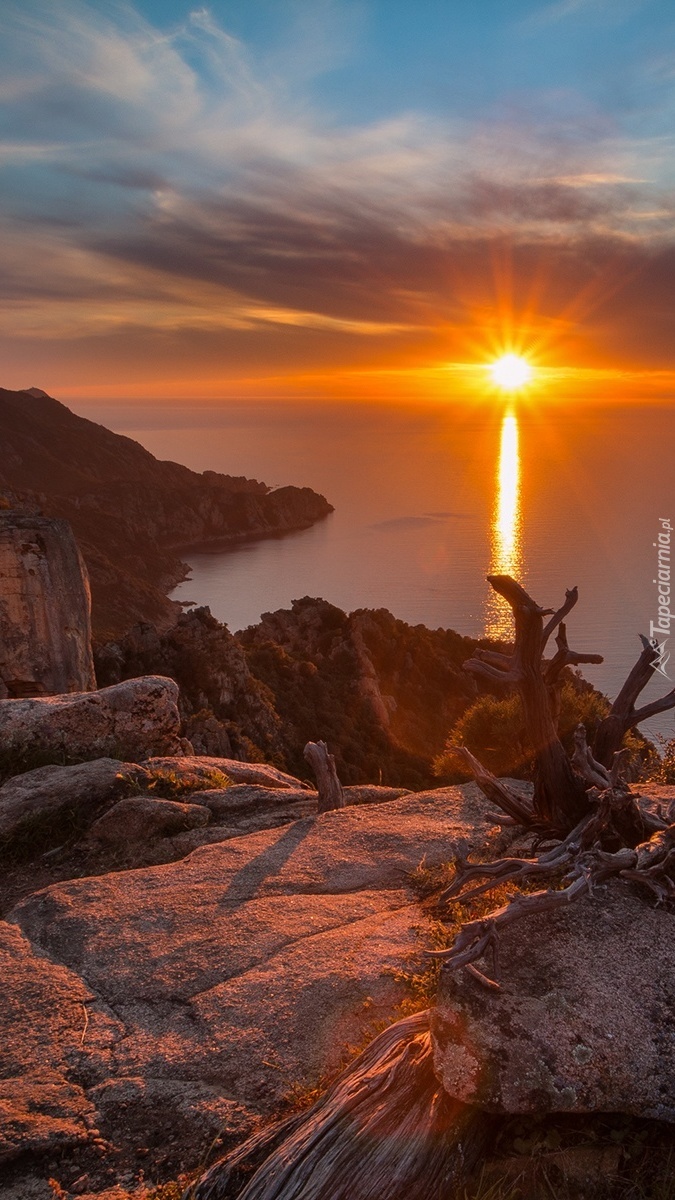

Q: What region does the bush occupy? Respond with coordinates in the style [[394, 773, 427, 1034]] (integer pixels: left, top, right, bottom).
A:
[[434, 681, 623, 782]]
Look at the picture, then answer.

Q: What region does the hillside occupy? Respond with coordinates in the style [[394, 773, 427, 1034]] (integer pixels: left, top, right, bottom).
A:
[[96, 599, 482, 789], [0, 388, 333, 638]]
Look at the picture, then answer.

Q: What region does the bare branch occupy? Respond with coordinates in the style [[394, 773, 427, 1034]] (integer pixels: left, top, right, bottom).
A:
[[426, 875, 590, 969], [446, 745, 535, 826], [545, 621, 604, 684], [465, 963, 501, 991], [438, 812, 593, 907], [571, 724, 611, 789], [610, 748, 631, 788], [487, 574, 551, 615], [542, 586, 579, 647], [628, 687, 675, 729], [594, 636, 670, 765], [462, 658, 521, 685], [610, 637, 660, 719]]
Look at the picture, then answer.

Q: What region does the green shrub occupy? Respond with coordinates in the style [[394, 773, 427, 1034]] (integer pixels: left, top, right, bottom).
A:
[[434, 682, 618, 782]]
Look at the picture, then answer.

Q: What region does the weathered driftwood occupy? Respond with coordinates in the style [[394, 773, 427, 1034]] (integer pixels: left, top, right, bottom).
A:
[[188, 1010, 489, 1200], [571, 723, 611, 789], [427, 790, 675, 985], [461, 575, 675, 832], [594, 634, 675, 766], [447, 745, 535, 826], [303, 740, 345, 812], [463, 576, 591, 829]]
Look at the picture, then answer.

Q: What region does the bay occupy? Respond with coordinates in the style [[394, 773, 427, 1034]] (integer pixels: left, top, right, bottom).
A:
[[102, 398, 675, 740]]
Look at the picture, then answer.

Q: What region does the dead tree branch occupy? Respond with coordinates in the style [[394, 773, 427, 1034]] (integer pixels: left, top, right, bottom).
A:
[[594, 635, 675, 765], [445, 746, 536, 826], [462, 576, 592, 829]]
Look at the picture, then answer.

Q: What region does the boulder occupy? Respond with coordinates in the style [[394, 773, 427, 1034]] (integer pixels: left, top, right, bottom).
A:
[[88, 795, 209, 847], [0, 676, 187, 766], [144, 755, 307, 790], [431, 881, 675, 1121], [0, 758, 148, 843], [0, 515, 96, 698], [168, 784, 414, 851], [2, 785, 496, 1192]]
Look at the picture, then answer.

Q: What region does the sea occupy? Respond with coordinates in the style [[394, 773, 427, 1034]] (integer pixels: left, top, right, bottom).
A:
[[82, 397, 675, 741]]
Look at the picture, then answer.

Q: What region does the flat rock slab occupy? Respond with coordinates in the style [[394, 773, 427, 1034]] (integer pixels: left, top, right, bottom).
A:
[[2, 785, 493, 1191], [431, 881, 675, 1121], [0, 921, 111, 1165]]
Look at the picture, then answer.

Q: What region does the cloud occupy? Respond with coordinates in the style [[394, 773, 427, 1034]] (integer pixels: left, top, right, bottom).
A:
[[0, 0, 674, 382]]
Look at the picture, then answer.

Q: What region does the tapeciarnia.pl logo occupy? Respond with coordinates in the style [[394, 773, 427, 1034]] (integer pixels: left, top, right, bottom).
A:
[[650, 517, 673, 679]]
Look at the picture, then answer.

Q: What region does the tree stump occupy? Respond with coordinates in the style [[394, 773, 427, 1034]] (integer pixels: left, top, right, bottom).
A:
[[303, 740, 345, 812]]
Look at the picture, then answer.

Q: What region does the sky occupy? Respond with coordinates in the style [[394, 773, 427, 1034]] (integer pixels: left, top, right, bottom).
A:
[[1, 0, 675, 403]]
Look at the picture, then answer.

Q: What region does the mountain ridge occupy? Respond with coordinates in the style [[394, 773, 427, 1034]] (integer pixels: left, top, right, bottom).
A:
[[0, 387, 333, 639]]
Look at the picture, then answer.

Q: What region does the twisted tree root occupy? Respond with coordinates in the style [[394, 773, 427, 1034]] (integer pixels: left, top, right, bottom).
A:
[[427, 820, 675, 985], [187, 1011, 490, 1200]]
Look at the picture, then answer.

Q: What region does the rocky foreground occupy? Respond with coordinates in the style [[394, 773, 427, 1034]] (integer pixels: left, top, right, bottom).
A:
[[0, 747, 497, 1199], [3, 746, 675, 1199]]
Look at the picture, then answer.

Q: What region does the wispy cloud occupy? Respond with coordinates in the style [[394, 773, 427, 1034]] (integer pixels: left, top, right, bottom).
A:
[[0, 0, 674, 384]]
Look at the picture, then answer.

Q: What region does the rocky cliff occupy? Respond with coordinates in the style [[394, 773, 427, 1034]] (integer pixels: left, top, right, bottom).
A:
[[0, 515, 96, 697], [0, 387, 333, 639]]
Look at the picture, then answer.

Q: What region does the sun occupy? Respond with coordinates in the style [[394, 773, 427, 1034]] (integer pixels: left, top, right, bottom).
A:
[[488, 353, 533, 391]]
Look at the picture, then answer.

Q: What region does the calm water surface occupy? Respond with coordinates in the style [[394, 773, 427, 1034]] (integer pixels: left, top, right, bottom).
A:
[[100, 399, 675, 738]]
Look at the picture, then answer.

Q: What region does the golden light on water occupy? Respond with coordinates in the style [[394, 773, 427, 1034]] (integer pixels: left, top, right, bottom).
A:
[[489, 353, 533, 391], [486, 409, 523, 638]]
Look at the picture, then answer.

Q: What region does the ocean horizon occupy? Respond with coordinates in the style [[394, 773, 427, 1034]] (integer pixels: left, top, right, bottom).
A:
[[72, 395, 675, 742]]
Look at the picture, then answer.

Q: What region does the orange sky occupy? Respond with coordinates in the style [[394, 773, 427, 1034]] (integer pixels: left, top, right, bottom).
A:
[[2, 2, 675, 406]]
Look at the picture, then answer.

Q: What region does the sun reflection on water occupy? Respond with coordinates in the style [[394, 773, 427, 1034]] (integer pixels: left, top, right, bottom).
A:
[[485, 408, 523, 638]]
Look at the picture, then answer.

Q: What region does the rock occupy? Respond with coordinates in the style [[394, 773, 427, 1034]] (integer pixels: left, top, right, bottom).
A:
[[0, 758, 148, 843], [0, 921, 104, 1164], [0, 515, 95, 698], [3, 785, 495, 1188], [88, 795, 209, 846], [431, 882, 675, 1121], [166, 785, 321, 851], [343, 785, 411, 805], [0, 676, 187, 767], [173, 784, 414, 849], [144, 755, 306, 790], [187, 784, 318, 821]]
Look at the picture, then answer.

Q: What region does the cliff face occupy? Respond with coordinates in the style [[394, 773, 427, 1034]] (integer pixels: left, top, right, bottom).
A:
[[0, 515, 96, 697], [0, 388, 333, 639]]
